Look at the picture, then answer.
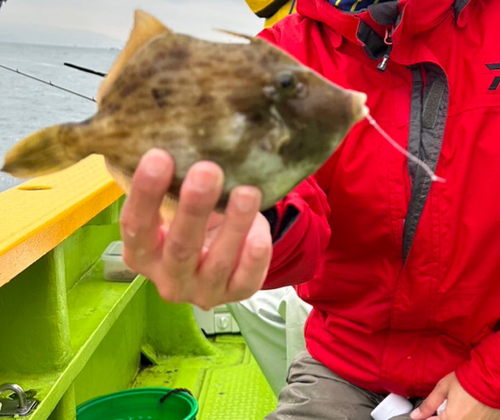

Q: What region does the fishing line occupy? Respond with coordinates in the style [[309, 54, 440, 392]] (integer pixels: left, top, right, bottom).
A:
[[366, 113, 446, 183], [0, 64, 96, 103]]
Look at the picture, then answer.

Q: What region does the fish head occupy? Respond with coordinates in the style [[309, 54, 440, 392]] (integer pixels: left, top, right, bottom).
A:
[[252, 44, 369, 169], [263, 62, 368, 135]]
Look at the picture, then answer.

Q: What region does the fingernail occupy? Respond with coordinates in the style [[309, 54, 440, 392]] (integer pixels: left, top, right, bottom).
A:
[[235, 187, 258, 212], [250, 240, 268, 259], [191, 165, 221, 192], [410, 408, 421, 419], [145, 150, 168, 177]]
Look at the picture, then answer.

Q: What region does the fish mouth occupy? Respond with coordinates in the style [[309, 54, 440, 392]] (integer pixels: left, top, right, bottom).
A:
[[351, 91, 369, 122]]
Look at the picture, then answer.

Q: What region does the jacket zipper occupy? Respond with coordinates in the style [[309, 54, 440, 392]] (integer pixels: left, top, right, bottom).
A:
[[377, 26, 394, 72]]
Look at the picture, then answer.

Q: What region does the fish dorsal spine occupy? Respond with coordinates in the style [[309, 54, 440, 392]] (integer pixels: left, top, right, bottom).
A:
[[97, 10, 171, 103]]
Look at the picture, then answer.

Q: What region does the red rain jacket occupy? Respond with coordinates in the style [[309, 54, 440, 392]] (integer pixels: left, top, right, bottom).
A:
[[261, 0, 500, 409]]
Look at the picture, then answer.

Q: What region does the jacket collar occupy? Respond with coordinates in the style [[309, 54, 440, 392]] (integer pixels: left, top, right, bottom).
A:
[[296, 0, 473, 63], [296, 0, 473, 39]]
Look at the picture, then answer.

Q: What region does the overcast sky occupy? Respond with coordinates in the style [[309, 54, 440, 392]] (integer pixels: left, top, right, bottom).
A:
[[0, 0, 264, 44]]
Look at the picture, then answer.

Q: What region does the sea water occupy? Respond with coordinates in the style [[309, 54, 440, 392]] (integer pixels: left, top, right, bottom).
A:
[[0, 42, 118, 192]]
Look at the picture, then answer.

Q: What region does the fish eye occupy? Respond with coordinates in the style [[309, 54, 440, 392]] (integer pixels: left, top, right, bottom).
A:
[[275, 71, 295, 90]]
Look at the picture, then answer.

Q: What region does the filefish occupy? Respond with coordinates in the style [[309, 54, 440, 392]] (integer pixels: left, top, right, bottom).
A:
[[2, 10, 368, 220]]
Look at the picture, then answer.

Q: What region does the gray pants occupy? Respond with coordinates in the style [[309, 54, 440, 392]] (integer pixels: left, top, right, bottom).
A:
[[264, 350, 418, 420]]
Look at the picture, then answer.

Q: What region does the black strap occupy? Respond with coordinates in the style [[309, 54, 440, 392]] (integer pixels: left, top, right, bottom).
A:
[[454, 0, 471, 17], [159, 388, 194, 404], [262, 205, 300, 244]]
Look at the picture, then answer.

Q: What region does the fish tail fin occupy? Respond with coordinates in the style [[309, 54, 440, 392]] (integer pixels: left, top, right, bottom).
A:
[[1, 123, 88, 178]]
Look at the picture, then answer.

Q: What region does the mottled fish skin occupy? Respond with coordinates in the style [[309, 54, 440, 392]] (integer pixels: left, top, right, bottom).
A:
[[88, 32, 366, 209], [2, 11, 367, 215]]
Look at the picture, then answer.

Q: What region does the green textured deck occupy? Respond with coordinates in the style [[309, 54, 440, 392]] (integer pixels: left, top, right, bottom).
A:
[[134, 335, 277, 420], [1, 193, 277, 419]]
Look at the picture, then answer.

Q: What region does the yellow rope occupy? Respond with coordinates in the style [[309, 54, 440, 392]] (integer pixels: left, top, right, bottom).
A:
[[350, 0, 363, 11]]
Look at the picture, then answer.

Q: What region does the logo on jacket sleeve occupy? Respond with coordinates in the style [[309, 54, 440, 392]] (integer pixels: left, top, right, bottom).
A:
[[487, 63, 500, 90]]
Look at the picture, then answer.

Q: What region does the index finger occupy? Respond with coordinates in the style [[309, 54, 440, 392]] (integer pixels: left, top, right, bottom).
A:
[[161, 161, 223, 290], [120, 149, 174, 269]]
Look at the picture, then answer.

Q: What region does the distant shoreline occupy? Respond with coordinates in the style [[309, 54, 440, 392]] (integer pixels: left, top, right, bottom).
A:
[[0, 40, 121, 51]]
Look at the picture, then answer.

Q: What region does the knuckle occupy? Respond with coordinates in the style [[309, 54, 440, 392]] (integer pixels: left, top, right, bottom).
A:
[[121, 212, 155, 236], [157, 284, 180, 303], [180, 199, 212, 218], [120, 212, 144, 234], [435, 380, 447, 393], [419, 401, 429, 412], [209, 259, 233, 281], [133, 178, 161, 198], [158, 288, 173, 302], [230, 283, 260, 302], [120, 211, 132, 229], [193, 297, 217, 312], [165, 236, 198, 262], [196, 302, 212, 312], [228, 218, 252, 235]]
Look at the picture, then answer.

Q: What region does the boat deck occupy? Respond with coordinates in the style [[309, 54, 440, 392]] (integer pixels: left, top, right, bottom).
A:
[[134, 335, 276, 419], [0, 157, 277, 419]]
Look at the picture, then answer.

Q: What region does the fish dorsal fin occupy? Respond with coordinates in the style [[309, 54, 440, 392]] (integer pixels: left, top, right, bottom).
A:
[[97, 10, 171, 103], [215, 29, 263, 44]]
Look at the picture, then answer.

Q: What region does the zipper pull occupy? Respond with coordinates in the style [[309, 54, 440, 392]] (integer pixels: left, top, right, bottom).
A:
[[377, 45, 393, 71], [377, 26, 394, 72]]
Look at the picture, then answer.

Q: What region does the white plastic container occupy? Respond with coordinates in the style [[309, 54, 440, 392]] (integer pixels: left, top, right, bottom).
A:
[[371, 394, 413, 420], [101, 241, 137, 281]]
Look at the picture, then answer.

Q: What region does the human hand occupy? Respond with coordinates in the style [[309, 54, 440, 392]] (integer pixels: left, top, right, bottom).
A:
[[410, 372, 500, 420], [120, 149, 273, 309]]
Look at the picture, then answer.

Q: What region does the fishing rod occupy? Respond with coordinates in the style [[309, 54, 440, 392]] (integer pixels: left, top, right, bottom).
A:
[[0, 64, 96, 103], [64, 62, 107, 78]]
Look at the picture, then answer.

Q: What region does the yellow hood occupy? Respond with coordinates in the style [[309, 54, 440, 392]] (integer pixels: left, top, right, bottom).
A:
[[244, 0, 296, 27]]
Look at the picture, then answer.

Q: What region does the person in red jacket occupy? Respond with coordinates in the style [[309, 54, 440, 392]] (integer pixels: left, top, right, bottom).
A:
[[119, 0, 500, 418]]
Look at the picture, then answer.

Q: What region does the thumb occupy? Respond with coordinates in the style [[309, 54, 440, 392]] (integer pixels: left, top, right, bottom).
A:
[[411, 381, 449, 419]]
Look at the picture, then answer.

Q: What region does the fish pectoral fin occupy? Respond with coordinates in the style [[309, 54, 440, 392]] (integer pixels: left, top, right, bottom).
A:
[[97, 10, 171, 103]]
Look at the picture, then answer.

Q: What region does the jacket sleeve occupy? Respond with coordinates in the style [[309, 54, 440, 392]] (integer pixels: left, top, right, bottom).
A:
[[455, 332, 500, 409], [262, 176, 331, 290], [261, 147, 347, 290]]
